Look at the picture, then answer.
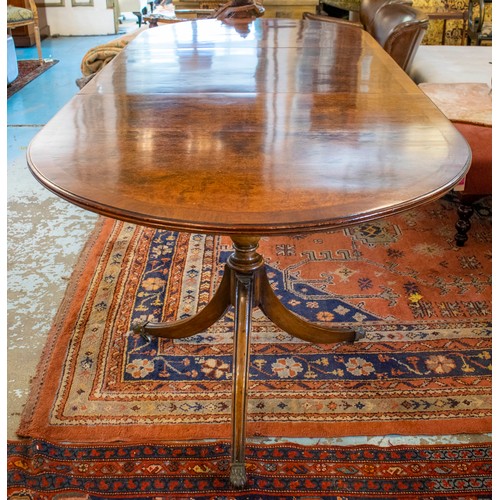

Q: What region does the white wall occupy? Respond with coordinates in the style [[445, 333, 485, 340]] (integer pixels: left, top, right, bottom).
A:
[[45, 0, 116, 36]]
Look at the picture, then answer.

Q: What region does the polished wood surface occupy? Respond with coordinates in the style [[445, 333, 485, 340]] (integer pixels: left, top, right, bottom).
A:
[[27, 19, 470, 487], [28, 18, 470, 236]]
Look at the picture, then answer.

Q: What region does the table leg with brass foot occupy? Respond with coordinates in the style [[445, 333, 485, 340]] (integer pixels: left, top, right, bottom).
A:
[[132, 235, 362, 487], [229, 269, 254, 487]]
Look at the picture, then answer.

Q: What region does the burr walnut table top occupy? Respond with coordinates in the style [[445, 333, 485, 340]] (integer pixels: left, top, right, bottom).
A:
[[28, 18, 470, 236], [26, 19, 472, 488]]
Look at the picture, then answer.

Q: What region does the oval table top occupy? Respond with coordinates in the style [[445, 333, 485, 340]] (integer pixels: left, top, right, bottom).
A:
[[28, 18, 470, 236]]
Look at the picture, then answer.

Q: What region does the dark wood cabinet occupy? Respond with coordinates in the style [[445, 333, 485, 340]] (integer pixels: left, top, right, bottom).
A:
[[10, 0, 50, 47]]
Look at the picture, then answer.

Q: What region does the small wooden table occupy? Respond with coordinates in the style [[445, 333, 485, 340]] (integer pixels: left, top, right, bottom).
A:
[[27, 19, 470, 487]]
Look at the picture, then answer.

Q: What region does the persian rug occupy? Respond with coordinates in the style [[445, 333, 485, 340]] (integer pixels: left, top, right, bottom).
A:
[[18, 196, 492, 444], [7, 59, 58, 98], [7, 439, 492, 499]]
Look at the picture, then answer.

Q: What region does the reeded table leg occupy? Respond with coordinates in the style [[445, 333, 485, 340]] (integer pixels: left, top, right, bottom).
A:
[[133, 236, 360, 487], [229, 269, 254, 487]]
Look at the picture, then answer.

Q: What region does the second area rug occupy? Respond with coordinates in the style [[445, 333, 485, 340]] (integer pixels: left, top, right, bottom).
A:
[[8, 439, 492, 498], [18, 196, 492, 443], [7, 59, 58, 98]]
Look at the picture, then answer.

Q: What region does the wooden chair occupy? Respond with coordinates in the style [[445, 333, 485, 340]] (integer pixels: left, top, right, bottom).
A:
[[7, 0, 43, 64]]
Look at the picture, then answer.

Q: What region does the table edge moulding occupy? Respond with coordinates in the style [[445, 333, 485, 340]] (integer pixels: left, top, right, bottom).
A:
[[26, 18, 471, 487]]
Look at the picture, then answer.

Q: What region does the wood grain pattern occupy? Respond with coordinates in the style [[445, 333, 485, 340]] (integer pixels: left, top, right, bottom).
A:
[[26, 19, 471, 487], [28, 18, 470, 236]]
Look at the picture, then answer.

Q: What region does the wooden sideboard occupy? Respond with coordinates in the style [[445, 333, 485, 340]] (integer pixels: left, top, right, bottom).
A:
[[173, 0, 318, 18], [9, 0, 50, 47]]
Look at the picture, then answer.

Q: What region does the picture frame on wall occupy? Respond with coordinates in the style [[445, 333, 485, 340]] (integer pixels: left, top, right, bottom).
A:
[[37, 0, 64, 6], [71, 0, 94, 5]]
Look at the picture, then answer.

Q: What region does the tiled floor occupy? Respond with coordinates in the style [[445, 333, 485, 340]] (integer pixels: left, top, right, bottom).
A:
[[7, 19, 138, 440], [7, 25, 491, 449]]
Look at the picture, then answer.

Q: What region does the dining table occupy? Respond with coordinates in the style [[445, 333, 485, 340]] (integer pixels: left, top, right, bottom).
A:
[[27, 17, 470, 487]]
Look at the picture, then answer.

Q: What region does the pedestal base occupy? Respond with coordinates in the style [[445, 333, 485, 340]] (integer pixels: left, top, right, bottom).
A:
[[133, 236, 363, 486]]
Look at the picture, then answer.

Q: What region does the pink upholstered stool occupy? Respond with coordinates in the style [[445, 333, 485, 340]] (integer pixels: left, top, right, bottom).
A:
[[419, 82, 492, 246]]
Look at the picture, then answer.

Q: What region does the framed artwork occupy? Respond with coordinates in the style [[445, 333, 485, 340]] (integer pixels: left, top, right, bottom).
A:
[[37, 0, 65, 6], [71, 0, 94, 5]]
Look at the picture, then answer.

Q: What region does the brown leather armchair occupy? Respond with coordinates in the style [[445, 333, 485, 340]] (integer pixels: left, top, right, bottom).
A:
[[304, 0, 428, 74], [371, 3, 429, 72], [360, 0, 412, 31]]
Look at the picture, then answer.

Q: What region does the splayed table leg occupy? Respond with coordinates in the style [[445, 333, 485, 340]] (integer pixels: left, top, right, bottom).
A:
[[134, 236, 361, 487]]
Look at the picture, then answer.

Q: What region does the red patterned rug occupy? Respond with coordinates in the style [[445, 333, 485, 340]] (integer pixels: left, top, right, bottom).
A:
[[7, 439, 492, 498], [18, 196, 491, 444], [7, 59, 58, 98]]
